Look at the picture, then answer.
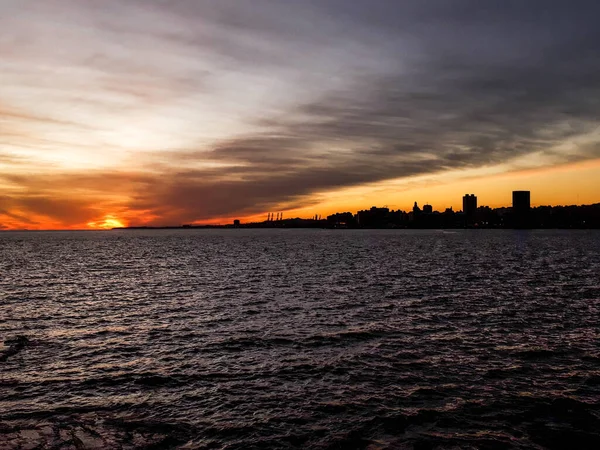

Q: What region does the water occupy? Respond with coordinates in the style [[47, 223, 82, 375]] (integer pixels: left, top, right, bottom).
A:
[[1, 229, 599, 449]]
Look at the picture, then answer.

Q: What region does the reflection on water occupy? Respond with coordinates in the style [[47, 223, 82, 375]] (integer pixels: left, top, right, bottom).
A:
[[1, 229, 599, 449]]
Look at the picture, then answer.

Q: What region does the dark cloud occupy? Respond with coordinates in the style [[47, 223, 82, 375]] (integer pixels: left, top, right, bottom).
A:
[[122, 0, 600, 223]]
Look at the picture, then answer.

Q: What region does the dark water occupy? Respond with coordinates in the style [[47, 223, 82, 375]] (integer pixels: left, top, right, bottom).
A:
[[1, 229, 599, 449]]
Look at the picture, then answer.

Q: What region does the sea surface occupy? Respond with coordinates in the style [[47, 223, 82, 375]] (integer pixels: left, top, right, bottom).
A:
[[1, 229, 599, 449]]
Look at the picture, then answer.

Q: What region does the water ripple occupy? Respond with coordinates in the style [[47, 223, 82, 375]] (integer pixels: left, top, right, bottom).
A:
[[1, 229, 599, 449]]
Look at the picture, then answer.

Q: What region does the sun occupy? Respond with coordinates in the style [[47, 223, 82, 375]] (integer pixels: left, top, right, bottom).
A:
[[87, 215, 126, 229]]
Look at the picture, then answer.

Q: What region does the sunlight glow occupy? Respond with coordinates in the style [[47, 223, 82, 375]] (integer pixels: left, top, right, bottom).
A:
[[87, 215, 126, 229]]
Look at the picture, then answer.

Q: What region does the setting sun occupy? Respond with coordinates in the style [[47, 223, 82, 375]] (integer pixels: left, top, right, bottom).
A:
[[87, 215, 126, 229]]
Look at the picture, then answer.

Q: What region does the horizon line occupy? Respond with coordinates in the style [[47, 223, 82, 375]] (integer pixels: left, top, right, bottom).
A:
[[2, 200, 599, 232]]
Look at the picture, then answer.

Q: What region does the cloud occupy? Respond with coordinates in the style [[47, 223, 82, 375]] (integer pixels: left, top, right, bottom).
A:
[[123, 19, 600, 223], [1, 1, 600, 227]]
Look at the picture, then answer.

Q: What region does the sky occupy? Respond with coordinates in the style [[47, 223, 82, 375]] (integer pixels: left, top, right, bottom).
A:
[[1, 0, 600, 229]]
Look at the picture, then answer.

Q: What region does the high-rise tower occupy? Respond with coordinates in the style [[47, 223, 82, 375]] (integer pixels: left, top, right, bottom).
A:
[[463, 194, 477, 224], [512, 191, 531, 228]]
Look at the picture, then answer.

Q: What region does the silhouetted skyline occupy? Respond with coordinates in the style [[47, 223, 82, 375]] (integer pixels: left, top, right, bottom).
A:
[[111, 190, 600, 230]]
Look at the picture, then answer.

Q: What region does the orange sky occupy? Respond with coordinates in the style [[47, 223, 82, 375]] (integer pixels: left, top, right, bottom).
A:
[[1, 146, 599, 231], [4, 158, 598, 231], [246, 158, 600, 224]]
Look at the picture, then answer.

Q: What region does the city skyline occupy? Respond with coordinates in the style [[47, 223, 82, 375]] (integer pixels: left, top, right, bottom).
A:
[[113, 188, 600, 229], [2, 1, 600, 230], [5, 182, 600, 230]]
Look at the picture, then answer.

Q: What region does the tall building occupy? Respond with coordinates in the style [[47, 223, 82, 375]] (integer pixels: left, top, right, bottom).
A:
[[512, 191, 531, 212], [423, 204, 433, 214], [512, 190, 531, 228], [463, 194, 477, 222]]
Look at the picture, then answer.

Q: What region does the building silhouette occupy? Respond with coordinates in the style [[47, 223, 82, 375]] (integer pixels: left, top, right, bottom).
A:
[[513, 191, 531, 210], [463, 194, 477, 225], [237, 188, 600, 230], [512, 190, 531, 228], [327, 212, 356, 228], [357, 206, 390, 228]]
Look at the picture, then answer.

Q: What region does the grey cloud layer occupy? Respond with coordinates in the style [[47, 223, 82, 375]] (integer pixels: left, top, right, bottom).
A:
[[132, 0, 600, 222]]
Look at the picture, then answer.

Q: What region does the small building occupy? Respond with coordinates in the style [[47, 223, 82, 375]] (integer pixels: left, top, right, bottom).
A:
[[233, 219, 240, 226]]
